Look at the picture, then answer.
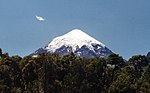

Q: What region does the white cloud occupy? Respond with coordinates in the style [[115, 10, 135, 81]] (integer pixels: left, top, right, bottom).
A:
[[35, 15, 45, 21]]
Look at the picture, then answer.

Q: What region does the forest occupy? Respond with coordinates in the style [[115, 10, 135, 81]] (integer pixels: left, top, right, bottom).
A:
[[0, 48, 150, 93]]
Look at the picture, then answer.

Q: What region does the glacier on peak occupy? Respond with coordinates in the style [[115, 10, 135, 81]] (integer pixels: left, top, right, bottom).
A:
[[31, 29, 113, 57], [46, 29, 105, 52]]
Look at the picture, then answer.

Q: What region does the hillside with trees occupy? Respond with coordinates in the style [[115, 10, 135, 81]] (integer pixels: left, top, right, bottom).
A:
[[0, 48, 150, 93]]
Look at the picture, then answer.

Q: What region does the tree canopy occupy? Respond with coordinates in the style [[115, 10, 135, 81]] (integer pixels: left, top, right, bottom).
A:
[[0, 48, 149, 93]]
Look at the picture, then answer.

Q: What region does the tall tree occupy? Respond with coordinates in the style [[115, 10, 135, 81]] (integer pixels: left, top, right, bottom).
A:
[[0, 48, 2, 58], [128, 55, 149, 73]]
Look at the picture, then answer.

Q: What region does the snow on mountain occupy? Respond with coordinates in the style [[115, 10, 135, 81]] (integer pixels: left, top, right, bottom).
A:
[[46, 29, 105, 52], [31, 29, 113, 57]]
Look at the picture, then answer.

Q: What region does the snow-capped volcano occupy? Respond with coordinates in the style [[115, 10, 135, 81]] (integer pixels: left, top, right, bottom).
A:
[[31, 29, 113, 57]]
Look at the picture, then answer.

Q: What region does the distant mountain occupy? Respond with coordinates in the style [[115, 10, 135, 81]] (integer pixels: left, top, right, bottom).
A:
[[31, 29, 113, 57]]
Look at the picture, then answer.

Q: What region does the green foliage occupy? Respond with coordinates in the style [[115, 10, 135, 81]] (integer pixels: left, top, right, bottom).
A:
[[0, 48, 150, 93], [128, 55, 148, 70], [107, 53, 125, 67], [108, 66, 137, 93], [0, 48, 2, 58]]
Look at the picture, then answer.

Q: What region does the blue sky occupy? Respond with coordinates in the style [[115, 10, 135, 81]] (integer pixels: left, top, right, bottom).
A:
[[0, 0, 150, 59]]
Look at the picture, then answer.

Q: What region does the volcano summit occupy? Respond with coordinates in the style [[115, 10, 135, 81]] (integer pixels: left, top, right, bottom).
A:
[[31, 29, 113, 57]]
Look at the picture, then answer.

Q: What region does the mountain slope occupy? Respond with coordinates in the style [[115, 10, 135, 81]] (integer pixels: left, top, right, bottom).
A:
[[31, 29, 113, 57]]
